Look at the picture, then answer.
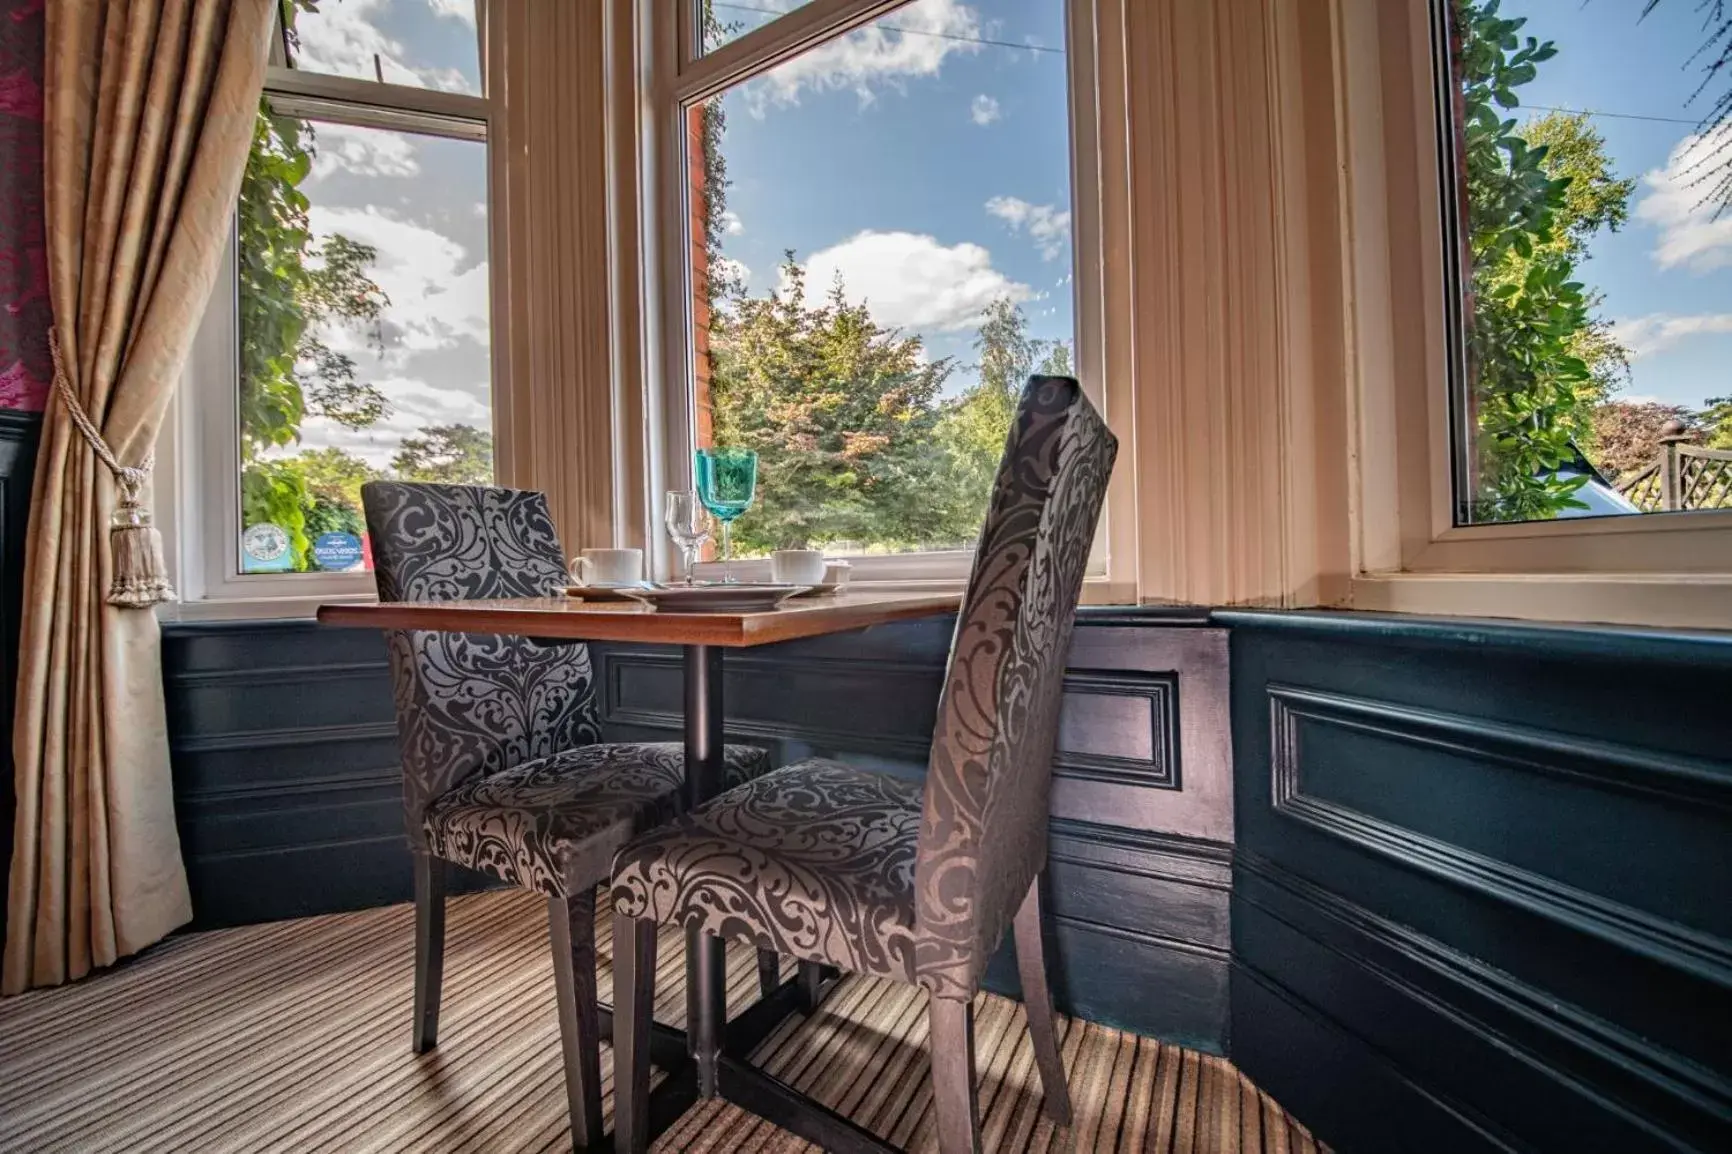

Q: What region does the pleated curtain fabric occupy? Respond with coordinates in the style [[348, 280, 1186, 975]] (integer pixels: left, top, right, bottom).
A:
[[4, 0, 273, 993]]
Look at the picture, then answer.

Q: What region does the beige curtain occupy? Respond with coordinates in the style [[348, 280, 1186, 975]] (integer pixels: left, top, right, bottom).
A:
[[4, 0, 273, 994]]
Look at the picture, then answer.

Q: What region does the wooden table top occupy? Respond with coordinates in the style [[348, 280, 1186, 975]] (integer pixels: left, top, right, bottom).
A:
[[316, 590, 962, 648]]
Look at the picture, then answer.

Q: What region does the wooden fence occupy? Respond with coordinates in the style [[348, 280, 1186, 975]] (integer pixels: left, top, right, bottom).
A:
[[1616, 438, 1732, 512]]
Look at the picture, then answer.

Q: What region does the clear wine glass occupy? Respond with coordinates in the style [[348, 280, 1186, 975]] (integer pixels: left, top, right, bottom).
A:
[[693, 447, 758, 584], [664, 490, 713, 586]]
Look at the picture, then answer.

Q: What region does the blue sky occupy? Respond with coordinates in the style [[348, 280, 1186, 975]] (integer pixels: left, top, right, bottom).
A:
[[705, 0, 1076, 394], [1506, 0, 1732, 411], [279, 0, 1729, 471]]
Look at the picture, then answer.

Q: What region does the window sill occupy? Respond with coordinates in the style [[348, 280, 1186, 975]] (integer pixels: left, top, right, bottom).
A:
[[1348, 572, 1732, 631], [155, 575, 1136, 624], [159, 591, 376, 623]]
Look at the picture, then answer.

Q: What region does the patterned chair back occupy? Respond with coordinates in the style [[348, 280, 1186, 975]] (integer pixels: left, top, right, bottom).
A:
[[362, 482, 602, 850], [912, 376, 1117, 999]]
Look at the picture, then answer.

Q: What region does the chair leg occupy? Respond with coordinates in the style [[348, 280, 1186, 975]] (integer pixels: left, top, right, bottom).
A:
[[548, 889, 604, 1150], [928, 996, 982, 1154], [797, 959, 825, 1013], [757, 947, 780, 1000], [612, 912, 659, 1154], [411, 851, 446, 1054], [1013, 874, 1073, 1126]]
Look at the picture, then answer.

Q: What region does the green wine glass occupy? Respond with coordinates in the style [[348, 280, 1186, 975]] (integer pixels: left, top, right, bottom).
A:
[[693, 447, 758, 583]]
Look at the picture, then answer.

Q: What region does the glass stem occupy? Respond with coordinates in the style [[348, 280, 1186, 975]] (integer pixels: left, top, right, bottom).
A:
[[721, 520, 734, 583]]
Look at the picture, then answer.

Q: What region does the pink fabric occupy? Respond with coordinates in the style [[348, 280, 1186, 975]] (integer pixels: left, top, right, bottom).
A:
[[0, 0, 48, 412]]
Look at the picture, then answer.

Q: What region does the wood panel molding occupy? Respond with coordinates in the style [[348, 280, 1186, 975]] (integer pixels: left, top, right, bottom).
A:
[[1267, 687, 1732, 990], [1054, 669, 1181, 791], [1237, 853, 1732, 1126]]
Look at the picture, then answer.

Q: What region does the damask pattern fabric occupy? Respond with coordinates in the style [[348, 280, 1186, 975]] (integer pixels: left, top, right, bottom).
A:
[[363, 482, 602, 849], [364, 480, 774, 887], [426, 742, 771, 897], [912, 376, 1117, 1001], [612, 760, 924, 983]]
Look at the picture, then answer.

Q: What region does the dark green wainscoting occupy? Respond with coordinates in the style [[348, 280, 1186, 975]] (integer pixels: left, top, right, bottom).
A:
[[1220, 610, 1732, 1154], [0, 409, 42, 966], [158, 608, 1237, 1053]]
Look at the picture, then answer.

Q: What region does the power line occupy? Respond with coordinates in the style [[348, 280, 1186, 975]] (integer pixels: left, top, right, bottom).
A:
[[710, 2, 1065, 56], [1530, 103, 1700, 126]]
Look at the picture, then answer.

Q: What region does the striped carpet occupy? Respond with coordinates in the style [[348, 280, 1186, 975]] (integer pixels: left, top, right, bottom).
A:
[[0, 889, 1326, 1153]]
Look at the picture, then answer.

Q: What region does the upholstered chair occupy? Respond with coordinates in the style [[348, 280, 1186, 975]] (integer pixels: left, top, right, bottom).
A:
[[361, 481, 774, 1150], [610, 376, 1117, 1154]]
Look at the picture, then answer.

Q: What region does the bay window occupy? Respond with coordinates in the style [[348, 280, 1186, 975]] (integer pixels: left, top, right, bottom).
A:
[[653, 0, 1116, 586], [170, 0, 494, 605], [1344, 0, 1732, 626]]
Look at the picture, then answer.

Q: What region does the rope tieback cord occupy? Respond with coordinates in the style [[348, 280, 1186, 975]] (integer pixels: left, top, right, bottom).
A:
[[48, 328, 175, 608]]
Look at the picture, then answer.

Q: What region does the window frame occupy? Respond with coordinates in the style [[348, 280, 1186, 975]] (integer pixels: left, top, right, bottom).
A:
[[1339, 0, 1732, 626], [642, 0, 1130, 593], [162, 8, 497, 617]]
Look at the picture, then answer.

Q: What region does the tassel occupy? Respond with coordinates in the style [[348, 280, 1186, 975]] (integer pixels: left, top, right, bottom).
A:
[[48, 327, 176, 609], [107, 470, 175, 609]]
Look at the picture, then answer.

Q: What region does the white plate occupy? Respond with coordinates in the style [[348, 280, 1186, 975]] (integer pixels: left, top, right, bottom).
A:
[[565, 582, 656, 602], [621, 583, 808, 613]]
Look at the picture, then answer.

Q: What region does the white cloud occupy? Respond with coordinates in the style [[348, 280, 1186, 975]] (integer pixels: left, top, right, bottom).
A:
[[985, 195, 1072, 260], [1611, 312, 1732, 359], [293, 0, 473, 93], [744, 0, 982, 114], [427, 0, 477, 26], [308, 122, 419, 180], [307, 205, 490, 360], [970, 94, 1000, 125], [720, 209, 744, 235], [296, 377, 490, 469], [1635, 130, 1732, 271], [791, 230, 1031, 332]]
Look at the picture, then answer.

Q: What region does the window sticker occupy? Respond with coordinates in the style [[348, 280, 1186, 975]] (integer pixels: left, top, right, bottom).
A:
[[312, 531, 365, 572], [241, 522, 294, 573]]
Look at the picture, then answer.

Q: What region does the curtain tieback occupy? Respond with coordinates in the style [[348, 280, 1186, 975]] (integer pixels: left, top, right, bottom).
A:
[[48, 327, 175, 609]]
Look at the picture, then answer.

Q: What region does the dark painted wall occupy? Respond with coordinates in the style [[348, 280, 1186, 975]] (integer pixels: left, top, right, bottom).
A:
[[1221, 610, 1732, 1154], [159, 608, 1238, 1052], [0, 409, 41, 963]]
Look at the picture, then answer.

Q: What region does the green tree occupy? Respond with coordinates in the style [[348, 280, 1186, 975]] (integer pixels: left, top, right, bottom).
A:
[[935, 297, 1073, 521], [1703, 395, 1732, 449], [708, 260, 964, 552], [1457, 1, 1634, 520], [235, 96, 392, 569], [391, 424, 494, 484]]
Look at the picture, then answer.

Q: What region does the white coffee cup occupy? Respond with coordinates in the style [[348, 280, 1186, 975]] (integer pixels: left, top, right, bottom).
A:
[[770, 548, 826, 585], [570, 547, 644, 587]]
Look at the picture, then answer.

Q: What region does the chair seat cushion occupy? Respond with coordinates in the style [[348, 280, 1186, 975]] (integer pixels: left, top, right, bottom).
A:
[[611, 759, 923, 982], [424, 742, 771, 897]]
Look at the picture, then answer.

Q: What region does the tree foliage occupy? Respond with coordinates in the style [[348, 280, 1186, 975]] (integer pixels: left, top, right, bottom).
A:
[[1590, 399, 1700, 478], [1457, 1, 1634, 521], [708, 261, 967, 551], [236, 96, 489, 570], [391, 424, 495, 484]]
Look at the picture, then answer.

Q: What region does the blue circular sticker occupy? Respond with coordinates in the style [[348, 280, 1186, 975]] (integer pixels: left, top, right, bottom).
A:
[[312, 531, 364, 571]]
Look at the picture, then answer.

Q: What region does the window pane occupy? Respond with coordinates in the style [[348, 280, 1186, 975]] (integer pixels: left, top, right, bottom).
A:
[[1445, 0, 1732, 524], [701, 1, 818, 56], [238, 108, 491, 574], [282, 0, 482, 95], [688, 0, 1074, 559]]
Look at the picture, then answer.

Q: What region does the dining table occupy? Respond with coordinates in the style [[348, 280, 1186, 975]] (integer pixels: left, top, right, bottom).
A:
[[317, 588, 963, 1137]]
